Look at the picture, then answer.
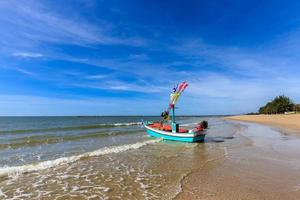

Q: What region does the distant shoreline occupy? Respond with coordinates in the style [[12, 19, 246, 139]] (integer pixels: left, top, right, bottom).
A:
[[224, 114, 300, 132]]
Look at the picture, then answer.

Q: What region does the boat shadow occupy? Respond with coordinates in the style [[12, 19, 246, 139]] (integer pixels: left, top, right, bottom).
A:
[[203, 136, 235, 143], [158, 136, 234, 144]]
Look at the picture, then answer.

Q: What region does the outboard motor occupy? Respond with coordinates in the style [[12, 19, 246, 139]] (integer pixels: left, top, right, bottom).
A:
[[193, 120, 208, 132], [200, 120, 208, 129]]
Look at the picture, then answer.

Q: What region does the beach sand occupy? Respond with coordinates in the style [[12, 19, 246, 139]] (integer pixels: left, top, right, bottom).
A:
[[224, 114, 300, 132], [175, 117, 300, 200]]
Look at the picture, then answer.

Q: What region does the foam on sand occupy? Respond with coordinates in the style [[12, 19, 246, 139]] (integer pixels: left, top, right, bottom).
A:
[[0, 139, 160, 178]]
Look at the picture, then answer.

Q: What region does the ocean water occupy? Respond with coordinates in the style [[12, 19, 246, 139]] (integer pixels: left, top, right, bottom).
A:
[[0, 116, 162, 167], [0, 116, 237, 199]]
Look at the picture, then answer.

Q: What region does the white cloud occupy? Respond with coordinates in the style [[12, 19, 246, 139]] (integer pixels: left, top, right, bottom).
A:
[[73, 80, 167, 93], [0, 1, 146, 49], [170, 36, 300, 79], [13, 67, 36, 76], [84, 74, 108, 80], [1, 1, 300, 115], [180, 73, 300, 114], [168, 35, 300, 100], [0, 65, 36, 76], [186, 73, 271, 99], [12, 52, 43, 58]]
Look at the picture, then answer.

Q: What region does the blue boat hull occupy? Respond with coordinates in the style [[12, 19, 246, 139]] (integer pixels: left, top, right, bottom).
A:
[[145, 126, 205, 142]]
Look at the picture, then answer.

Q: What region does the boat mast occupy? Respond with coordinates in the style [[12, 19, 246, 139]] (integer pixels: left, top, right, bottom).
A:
[[172, 106, 175, 123], [171, 105, 177, 133], [169, 81, 188, 133]]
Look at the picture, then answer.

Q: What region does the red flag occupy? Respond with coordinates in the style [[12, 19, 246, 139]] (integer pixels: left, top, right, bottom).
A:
[[178, 81, 188, 93]]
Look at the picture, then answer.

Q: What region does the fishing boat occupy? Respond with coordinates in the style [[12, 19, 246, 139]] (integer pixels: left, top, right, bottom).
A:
[[144, 81, 207, 142]]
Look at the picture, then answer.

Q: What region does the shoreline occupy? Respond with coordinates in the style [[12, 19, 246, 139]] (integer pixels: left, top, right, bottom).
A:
[[224, 114, 300, 133]]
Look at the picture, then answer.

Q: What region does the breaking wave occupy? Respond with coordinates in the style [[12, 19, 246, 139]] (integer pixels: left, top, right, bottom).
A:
[[0, 129, 142, 149], [0, 139, 160, 178], [0, 122, 143, 134]]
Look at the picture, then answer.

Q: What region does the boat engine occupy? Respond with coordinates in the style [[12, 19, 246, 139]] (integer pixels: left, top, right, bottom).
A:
[[200, 120, 208, 129]]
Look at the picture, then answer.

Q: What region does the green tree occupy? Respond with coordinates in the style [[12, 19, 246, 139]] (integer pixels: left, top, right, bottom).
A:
[[258, 95, 294, 114]]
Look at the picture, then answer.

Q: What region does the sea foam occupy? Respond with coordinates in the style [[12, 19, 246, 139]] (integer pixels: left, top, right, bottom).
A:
[[0, 121, 143, 135], [0, 139, 160, 178], [111, 122, 142, 126]]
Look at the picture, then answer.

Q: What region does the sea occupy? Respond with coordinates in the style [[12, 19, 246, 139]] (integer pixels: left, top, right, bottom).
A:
[[3, 116, 299, 199]]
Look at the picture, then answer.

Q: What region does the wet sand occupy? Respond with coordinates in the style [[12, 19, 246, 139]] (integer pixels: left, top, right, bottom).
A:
[[176, 119, 300, 200], [224, 114, 300, 132]]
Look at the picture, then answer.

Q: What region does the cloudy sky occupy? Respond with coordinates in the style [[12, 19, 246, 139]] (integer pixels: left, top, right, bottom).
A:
[[0, 0, 300, 116]]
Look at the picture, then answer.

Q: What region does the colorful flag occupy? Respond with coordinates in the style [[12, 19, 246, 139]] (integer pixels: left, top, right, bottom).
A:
[[169, 81, 188, 108]]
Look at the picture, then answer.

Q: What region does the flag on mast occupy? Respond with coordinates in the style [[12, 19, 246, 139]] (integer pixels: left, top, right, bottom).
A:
[[169, 81, 188, 109]]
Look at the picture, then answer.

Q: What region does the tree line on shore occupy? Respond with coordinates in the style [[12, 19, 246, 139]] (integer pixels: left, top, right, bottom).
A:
[[257, 95, 300, 114]]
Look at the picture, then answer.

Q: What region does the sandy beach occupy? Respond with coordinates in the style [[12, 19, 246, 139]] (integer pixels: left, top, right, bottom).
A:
[[224, 114, 300, 132], [176, 117, 300, 200]]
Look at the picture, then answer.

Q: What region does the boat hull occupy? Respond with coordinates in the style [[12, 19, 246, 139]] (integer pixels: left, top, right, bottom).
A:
[[145, 125, 205, 142]]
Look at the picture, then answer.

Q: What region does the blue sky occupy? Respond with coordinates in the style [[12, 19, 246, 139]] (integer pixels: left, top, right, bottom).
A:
[[0, 0, 300, 116]]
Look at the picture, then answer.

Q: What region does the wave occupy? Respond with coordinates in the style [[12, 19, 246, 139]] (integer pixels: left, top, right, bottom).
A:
[[0, 122, 143, 135], [0, 139, 160, 178], [0, 129, 143, 150]]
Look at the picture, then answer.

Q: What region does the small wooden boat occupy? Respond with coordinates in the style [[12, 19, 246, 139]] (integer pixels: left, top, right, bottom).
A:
[[144, 81, 207, 142], [144, 122, 206, 142]]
